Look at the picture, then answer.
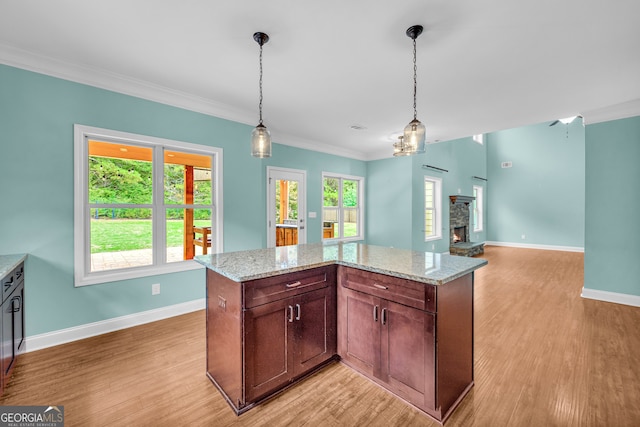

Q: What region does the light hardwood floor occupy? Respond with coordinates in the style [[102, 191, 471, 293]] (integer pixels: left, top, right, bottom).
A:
[[2, 246, 639, 426]]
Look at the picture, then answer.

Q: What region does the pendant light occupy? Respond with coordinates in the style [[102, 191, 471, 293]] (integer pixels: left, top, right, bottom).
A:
[[393, 135, 410, 156], [402, 25, 426, 155], [251, 32, 271, 158]]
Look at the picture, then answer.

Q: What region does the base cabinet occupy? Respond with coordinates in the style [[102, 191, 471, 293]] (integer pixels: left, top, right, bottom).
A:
[[244, 286, 334, 402], [338, 266, 472, 423], [205, 261, 474, 423], [1, 261, 25, 396], [206, 265, 337, 413]]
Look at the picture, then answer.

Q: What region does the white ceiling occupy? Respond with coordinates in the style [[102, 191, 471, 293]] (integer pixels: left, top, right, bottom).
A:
[[2, 0, 640, 160]]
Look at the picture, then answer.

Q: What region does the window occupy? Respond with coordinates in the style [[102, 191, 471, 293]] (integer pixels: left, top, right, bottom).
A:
[[473, 134, 484, 144], [424, 176, 442, 241], [473, 185, 484, 232], [74, 125, 223, 286], [322, 173, 364, 241]]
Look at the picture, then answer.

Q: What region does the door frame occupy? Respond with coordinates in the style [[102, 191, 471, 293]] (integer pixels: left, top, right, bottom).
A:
[[266, 166, 307, 248]]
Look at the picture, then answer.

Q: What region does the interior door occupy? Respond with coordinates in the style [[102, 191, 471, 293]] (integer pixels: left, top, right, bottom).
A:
[[267, 167, 307, 247]]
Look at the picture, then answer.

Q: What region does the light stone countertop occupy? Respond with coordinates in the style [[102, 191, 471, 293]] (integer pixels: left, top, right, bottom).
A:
[[195, 242, 487, 285], [0, 254, 27, 278]]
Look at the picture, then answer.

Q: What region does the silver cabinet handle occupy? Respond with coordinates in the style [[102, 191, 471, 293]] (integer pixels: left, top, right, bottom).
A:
[[373, 283, 388, 290], [295, 303, 301, 321], [381, 308, 387, 325], [286, 281, 302, 288], [373, 305, 379, 322], [288, 305, 294, 322]]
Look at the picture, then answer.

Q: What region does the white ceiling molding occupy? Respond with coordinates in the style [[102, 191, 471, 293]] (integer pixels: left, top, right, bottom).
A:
[[582, 98, 640, 125], [0, 42, 252, 127]]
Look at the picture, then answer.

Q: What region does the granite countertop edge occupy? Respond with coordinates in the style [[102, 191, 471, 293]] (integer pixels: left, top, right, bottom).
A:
[[0, 254, 28, 278], [195, 243, 487, 286]]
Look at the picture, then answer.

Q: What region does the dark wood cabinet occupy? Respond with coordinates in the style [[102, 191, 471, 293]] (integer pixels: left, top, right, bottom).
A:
[[245, 286, 334, 402], [1, 260, 25, 396], [338, 271, 435, 412], [338, 266, 472, 423], [206, 265, 336, 413], [203, 253, 477, 423]]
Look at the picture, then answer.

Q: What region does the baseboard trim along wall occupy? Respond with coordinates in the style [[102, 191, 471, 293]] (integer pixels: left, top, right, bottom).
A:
[[484, 241, 584, 253], [25, 298, 206, 352], [581, 288, 640, 308]]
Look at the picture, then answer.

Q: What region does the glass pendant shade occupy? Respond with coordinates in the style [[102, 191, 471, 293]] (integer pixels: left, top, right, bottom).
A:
[[403, 118, 426, 154], [393, 136, 410, 156], [251, 123, 271, 158]]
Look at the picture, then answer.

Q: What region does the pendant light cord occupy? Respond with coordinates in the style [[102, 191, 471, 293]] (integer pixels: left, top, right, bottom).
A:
[[258, 42, 264, 125], [412, 37, 418, 121]]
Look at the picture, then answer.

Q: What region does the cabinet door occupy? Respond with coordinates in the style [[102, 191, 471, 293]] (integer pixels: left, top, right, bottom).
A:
[[338, 288, 381, 378], [244, 298, 294, 403], [293, 287, 336, 377], [380, 299, 435, 410], [1, 297, 13, 386]]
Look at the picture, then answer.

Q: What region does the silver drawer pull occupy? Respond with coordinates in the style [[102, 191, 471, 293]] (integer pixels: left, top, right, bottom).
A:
[[286, 281, 303, 288], [373, 283, 388, 290]]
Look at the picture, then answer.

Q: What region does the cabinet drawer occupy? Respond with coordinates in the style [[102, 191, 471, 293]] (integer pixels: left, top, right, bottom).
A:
[[340, 267, 435, 312], [244, 266, 334, 309], [2, 263, 23, 303]]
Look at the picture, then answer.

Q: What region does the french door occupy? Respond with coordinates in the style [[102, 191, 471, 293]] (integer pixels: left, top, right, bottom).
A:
[[267, 167, 307, 248]]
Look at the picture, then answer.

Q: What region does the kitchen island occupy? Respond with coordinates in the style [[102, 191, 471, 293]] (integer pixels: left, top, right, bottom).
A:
[[196, 242, 487, 423]]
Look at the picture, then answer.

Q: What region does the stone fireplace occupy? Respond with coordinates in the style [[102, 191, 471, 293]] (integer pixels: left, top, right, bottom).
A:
[[449, 195, 484, 257]]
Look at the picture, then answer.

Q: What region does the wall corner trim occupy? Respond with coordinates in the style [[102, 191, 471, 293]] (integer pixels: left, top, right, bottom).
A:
[[24, 298, 205, 353], [581, 288, 640, 308]]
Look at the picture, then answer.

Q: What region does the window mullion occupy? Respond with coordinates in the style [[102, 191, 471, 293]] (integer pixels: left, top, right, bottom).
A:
[[154, 146, 165, 265]]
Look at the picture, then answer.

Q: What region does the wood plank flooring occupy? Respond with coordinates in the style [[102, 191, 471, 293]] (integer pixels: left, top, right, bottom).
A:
[[2, 246, 639, 426]]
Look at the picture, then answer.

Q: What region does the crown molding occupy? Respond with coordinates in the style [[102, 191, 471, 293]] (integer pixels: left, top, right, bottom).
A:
[[0, 42, 253, 126], [582, 98, 640, 125]]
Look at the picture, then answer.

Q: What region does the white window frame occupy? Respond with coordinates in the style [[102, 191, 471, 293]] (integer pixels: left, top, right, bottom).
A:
[[424, 176, 442, 242], [473, 185, 484, 232], [321, 172, 365, 242], [73, 124, 223, 286]]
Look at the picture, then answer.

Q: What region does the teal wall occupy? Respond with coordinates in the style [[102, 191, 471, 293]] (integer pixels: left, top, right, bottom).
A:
[[584, 116, 640, 296], [366, 156, 413, 249], [366, 137, 487, 253], [486, 121, 585, 248], [0, 65, 365, 336]]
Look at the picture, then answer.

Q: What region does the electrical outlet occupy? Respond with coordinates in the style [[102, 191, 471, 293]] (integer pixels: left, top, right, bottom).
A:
[[521, 234, 526, 240], [151, 283, 160, 295]]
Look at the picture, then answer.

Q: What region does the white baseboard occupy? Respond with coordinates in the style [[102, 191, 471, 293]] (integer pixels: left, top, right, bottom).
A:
[[484, 241, 584, 253], [581, 288, 640, 308], [25, 298, 205, 353]]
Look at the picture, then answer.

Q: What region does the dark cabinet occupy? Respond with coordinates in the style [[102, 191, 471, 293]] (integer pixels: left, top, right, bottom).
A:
[[338, 266, 472, 423], [206, 265, 337, 414], [244, 286, 334, 402], [338, 272, 435, 411], [204, 259, 475, 422], [1, 260, 25, 395]]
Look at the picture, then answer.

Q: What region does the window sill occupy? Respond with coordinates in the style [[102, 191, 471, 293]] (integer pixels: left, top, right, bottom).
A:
[[75, 260, 204, 287]]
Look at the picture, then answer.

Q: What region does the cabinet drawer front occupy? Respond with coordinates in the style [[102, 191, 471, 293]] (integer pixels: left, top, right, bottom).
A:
[[341, 268, 434, 312], [2, 264, 23, 303], [245, 266, 333, 308]]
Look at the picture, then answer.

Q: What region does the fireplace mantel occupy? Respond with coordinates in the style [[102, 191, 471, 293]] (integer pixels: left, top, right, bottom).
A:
[[449, 195, 475, 206]]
